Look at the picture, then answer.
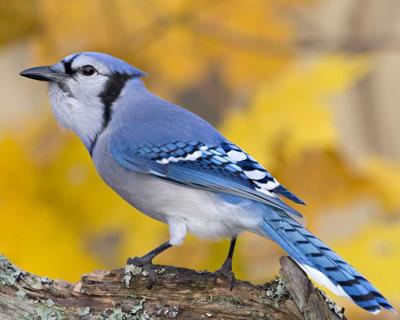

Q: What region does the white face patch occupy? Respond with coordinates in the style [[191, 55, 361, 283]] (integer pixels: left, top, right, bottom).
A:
[[65, 57, 110, 105], [49, 82, 104, 150], [47, 55, 112, 151]]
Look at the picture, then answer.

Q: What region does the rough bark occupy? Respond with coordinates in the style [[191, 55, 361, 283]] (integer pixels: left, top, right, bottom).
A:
[[0, 255, 346, 320]]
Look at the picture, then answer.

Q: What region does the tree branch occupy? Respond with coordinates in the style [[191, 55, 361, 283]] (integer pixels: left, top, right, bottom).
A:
[[0, 255, 346, 319]]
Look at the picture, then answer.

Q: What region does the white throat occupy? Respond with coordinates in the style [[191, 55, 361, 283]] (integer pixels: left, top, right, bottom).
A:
[[49, 83, 104, 151]]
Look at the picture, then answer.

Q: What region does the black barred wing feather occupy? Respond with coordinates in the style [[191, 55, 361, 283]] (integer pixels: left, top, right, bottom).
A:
[[112, 140, 305, 218]]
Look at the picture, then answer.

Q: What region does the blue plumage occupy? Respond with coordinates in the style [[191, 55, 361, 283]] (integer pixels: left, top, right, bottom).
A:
[[111, 139, 304, 218], [20, 51, 394, 315], [136, 140, 304, 205], [259, 208, 394, 313], [63, 52, 147, 77], [111, 129, 394, 313]]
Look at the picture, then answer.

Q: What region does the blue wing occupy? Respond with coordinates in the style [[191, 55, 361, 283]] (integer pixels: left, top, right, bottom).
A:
[[110, 135, 305, 218]]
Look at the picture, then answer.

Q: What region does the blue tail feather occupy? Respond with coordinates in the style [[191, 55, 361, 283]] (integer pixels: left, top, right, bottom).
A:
[[260, 207, 394, 314]]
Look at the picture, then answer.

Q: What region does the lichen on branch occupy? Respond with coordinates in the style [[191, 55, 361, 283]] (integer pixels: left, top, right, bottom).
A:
[[0, 255, 345, 319]]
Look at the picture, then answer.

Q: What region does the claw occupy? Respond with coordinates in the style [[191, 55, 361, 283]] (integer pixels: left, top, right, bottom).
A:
[[126, 256, 157, 289], [125, 242, 172, 289], [127, 256, 152, 266], [215, 257, 236, 290]]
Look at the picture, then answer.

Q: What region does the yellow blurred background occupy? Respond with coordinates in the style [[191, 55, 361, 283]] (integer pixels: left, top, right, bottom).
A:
[[0, 1, 399, 318]]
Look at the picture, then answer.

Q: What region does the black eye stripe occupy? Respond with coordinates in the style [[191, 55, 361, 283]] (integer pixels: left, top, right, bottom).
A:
[[63, 60, 74, 75]]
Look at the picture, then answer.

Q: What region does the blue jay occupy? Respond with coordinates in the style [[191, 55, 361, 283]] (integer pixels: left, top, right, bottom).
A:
[[20, 52, 393, 314]]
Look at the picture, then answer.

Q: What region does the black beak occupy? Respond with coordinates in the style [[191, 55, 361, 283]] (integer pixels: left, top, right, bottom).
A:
[[20, 66, 68, 82]]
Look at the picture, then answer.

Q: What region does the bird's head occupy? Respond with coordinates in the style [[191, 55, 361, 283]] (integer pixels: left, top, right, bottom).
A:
[[20, 52, 146, 152]]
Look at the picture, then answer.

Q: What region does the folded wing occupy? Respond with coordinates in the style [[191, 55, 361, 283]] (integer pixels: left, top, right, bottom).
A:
[[110, 137, 304, 218]]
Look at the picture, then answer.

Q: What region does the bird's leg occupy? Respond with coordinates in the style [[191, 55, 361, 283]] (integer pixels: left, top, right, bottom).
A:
[[127, 241, 172, 288], [127, 241, 172, 266], [215, 236, 237, 289]]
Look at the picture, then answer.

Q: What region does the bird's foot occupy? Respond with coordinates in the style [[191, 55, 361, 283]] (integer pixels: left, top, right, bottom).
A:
[[215, 258, 236, 290], [127, 255, 152, 266], [126, 256, 157, 289]]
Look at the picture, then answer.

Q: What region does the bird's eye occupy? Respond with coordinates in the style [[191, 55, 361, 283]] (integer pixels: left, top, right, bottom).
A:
[[80, 65, 96, 76]]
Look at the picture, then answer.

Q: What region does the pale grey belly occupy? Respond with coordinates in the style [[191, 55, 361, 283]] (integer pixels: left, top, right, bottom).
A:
[[92, 138, 263, 239]]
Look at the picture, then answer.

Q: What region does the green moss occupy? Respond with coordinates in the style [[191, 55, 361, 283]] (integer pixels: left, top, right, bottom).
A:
[[0, 255, 24, 286], [23, 299, 66, 320], [123, 264, 166, 287], [16, 287, 27, 299], [77, 306, 91, 316], [99, 299, 153, 320], [265, 278, 288, 303], [124, 264, 144, 287]]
